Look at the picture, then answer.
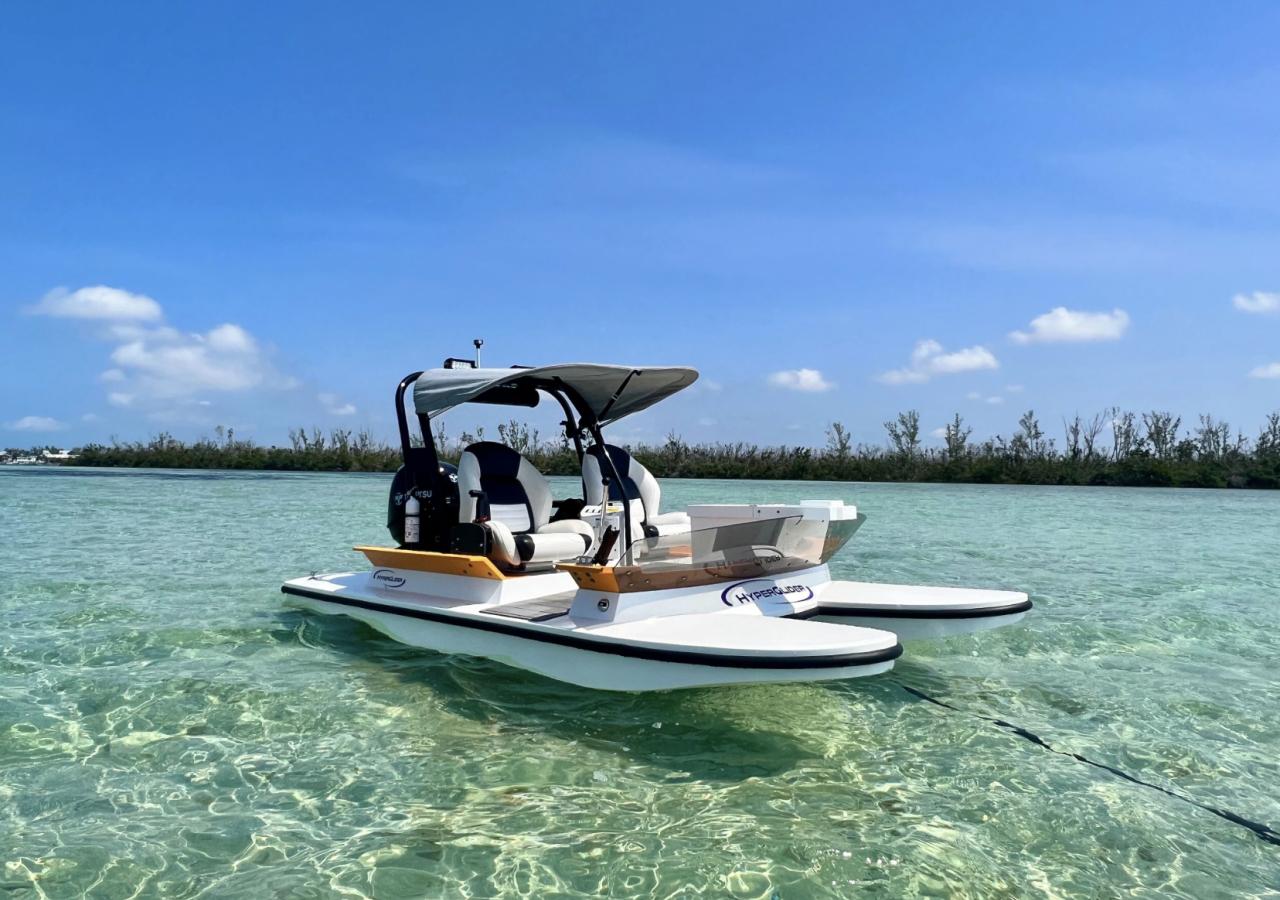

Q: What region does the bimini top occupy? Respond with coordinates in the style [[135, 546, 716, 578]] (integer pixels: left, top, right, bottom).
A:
[[412, 363, 699, 425]]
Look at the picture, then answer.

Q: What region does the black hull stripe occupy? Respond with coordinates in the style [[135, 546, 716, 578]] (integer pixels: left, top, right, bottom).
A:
[[281, 585, 904, 670], [807, 598, 1032, 620]]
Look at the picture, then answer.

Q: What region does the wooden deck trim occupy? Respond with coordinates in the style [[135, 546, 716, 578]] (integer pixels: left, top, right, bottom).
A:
[[557, 558, 815, 593], [354, 546, 506, 580], [554, 563, 621, 592]]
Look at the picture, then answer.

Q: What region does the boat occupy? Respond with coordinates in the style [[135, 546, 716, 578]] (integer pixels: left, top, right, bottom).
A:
[[282, 356, 1029, 691]]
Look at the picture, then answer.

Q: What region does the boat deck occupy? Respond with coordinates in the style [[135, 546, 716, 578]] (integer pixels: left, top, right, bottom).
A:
[[817, 580, 1030, 614], [480, 592, 577, 622]]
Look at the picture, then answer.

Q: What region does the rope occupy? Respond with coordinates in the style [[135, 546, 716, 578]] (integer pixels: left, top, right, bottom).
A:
[[899, 683, 1280, 848]]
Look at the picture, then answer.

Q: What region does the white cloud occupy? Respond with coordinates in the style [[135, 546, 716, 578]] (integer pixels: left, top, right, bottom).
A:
[[929, 426, 948, 439], [319, 393, 357, 416], [1010, 307, 1130, 344], [697, 416, 719, 427], [104, 323, 180, 343], [7, 415, 65, 432], [33, 285, 299, 413], [206, 323, 256, 353], [81, 413, 101, 423], [1005, 384, 1025, 393], [966, 391, 981, 400], [768, 368, 834, 392], [986, 395, 1005, 405], [27, 285, 162, 322], [110, 325, 279, 396], [1250, 362, 1280, 379], [1234, 291, 1280, 315], [878, 339, 999, 385]]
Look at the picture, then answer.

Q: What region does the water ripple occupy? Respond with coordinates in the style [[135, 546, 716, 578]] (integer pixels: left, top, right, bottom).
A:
[[2, 469, 1277, 897]]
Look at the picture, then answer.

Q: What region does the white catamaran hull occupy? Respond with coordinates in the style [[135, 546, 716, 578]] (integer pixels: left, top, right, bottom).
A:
[[286, 591, 896, 691], [282, 567, 903, 692], [281, 556, 1029, 691], [809, 580, 1031, 640]]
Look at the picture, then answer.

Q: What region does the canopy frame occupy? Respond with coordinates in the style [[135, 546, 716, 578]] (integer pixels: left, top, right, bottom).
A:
[[394, 362, 698, 561], [410, 363, 697, 425]]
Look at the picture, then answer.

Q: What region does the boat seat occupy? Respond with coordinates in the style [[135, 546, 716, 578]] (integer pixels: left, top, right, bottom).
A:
[[583, 444, 691, 539], [459, 441, 594, 568]]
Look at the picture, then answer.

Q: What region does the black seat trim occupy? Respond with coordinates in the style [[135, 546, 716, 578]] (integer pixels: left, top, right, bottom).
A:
[[586, 444, 651, 524], [464, 441, 535, 532]]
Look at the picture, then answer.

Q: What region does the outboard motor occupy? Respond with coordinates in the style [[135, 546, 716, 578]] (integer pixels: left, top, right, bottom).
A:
[[387, 462, 458, 548]]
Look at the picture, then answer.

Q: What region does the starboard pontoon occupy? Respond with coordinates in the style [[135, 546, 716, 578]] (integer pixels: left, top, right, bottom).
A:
[[282, 355, 1029, 691]]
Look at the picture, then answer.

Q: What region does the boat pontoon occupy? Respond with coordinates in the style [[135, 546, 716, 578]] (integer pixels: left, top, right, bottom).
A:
[[282, 357, 1029, 691]]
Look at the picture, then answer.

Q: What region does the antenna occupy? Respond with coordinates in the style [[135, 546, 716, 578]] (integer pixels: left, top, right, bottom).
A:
[[473, 338, 484, 367]]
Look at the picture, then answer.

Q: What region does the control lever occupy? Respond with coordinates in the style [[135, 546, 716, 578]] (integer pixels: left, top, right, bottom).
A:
[[593, 475, 611, 546], [591, 525, 620, 566], [469, 489, 490, 523]]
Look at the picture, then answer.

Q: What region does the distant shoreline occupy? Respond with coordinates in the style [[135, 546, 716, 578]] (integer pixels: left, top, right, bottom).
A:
[[13, 461, 1280, 492], [8, 410, 1278, 489]]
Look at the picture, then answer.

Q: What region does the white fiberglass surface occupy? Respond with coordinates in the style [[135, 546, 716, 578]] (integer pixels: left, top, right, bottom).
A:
[[624, 514, 860, 573], [583, 613, 896, 655], [819, 580, 1028, 611]]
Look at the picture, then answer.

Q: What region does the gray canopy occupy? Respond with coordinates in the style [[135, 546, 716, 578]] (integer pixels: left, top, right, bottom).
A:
[[412, 363, 699, 425]]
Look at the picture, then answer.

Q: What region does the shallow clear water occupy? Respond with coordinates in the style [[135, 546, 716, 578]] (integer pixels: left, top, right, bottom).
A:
[[2, 467, 1278, 898]]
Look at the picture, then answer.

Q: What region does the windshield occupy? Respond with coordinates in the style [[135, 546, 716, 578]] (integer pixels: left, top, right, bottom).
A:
[[605, 514, 864, 592]]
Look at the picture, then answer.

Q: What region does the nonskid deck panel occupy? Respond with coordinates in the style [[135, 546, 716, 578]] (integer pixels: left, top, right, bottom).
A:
[[480, 592, 576, 622]]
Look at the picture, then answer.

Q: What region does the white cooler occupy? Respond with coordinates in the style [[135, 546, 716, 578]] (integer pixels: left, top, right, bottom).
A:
[[687, 499, 858, 532], [579, 501, 626, 564], [686, 500, 858, 561]]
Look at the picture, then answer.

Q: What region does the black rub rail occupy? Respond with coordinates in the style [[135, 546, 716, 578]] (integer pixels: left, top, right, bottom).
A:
[[805, 597, 1033, 620]]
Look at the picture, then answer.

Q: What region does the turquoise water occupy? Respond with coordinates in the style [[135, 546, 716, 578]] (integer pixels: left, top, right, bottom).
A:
[[2, 467, 1278, 897]]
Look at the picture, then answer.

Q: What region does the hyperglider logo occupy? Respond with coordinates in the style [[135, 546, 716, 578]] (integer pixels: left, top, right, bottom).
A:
[[720, 579, 813, 607], [372, 569, 407, 589]]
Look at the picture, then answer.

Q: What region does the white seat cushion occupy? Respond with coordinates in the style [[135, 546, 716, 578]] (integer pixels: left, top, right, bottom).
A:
[[583, 444, 691, 539], [484, 520, 521, 567], [457, 442, 593, 568], [538, 519, 596, 542], [648, 518, 691, 537], [458, 442, 553, 532], [521, 532, 591, 564], [484, 519, 592, 568]]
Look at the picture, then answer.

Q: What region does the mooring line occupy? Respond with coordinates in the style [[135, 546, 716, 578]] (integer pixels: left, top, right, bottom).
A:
[[899, 684, 1280, 848]]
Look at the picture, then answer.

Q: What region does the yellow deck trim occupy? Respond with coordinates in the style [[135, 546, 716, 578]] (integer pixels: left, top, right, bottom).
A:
[[555, 563, 621, 592], [355, 546, 506, 580]]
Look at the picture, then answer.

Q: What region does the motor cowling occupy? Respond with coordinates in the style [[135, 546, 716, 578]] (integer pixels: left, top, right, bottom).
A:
[[387, 462, 458, 548]]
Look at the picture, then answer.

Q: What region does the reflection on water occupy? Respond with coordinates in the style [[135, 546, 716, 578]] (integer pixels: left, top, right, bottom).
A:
[[2, 468, 1278, 897]]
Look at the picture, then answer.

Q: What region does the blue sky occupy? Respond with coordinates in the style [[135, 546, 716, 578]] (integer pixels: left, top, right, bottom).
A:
[[3, 2, 1279, 449]]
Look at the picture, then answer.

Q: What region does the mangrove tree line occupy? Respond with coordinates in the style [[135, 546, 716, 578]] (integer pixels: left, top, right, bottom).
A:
[[55, 409, 1280, 488]]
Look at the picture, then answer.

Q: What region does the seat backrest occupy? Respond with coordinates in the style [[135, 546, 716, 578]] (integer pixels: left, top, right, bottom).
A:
[[583, 444, 662, 523], [458, 442, 552, 533]]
